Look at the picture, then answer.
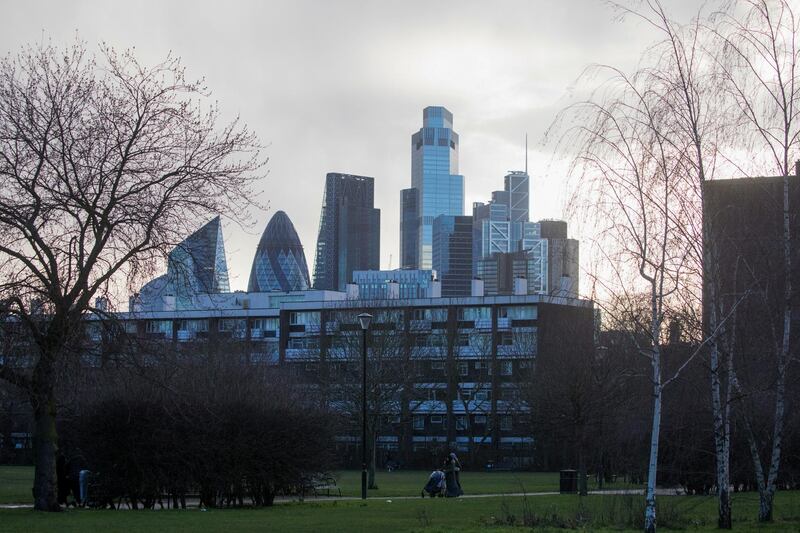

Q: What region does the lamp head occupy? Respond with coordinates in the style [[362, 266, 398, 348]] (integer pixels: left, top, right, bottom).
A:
[[357, 312, 373, 331]]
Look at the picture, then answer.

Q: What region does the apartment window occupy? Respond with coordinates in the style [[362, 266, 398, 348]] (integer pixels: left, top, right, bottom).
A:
[[458, 307, 490, 321], [474, 415, 487, 425], [431, 361, 445, 371], [458, 362, 469, 376], [456, 416, 468, 430], [252, 318, 279, 331], [500, 361, 513, 376], [178, 319, 208, 332], [501, 416, 512, 431], [431, 415, 443, 425], [500, 305, 536, 320], [474, 391, 489, 402], [498, 332, 513, 346], [146, 320, 172, 334], [219, 318, 246, 332], [413, 416, 424, 430]]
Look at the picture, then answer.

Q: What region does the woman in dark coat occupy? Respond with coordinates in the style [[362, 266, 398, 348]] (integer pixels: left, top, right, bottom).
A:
[[442, 455, 461, 497]]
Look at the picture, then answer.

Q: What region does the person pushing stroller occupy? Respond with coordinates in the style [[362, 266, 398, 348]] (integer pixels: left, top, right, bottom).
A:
[[421, 469, 446, 497]]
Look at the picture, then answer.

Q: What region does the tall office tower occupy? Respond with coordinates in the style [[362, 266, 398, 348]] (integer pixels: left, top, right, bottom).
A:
[[168, 216, 230, 309], [406, 106, 464, 269], [400, 188, 419, 269], [248, 211, 310, 292], [432, 215, 473, 297], [313, 173, 380, 291], [505, 170, 530, 246], [539, 220, 579, 297]]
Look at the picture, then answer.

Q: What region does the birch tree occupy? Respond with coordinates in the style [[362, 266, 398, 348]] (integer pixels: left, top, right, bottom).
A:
[[711, 0, 800, 521]]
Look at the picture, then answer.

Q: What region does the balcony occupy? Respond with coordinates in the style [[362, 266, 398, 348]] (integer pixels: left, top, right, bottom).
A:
[[497, 317, 511, 331], [474, 318, 492, 330], [250, 328, 263, 339], [497, 345, 516, 357], [325, 320, 339, 334], [305, 323, 321, 334], [176, 330, 196, 342]]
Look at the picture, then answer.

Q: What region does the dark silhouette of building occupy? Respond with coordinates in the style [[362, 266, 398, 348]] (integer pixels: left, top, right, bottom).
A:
[[400, 188, 419, 269], [432, 215, 473, 296], [248, 211, 310, 292], [313, 173, 380, 291], [704, 174, 800, 357]]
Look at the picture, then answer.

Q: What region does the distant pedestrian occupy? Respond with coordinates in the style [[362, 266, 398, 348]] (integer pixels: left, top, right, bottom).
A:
[[449, 452, 464, 495], [443, 455, 461, 497]]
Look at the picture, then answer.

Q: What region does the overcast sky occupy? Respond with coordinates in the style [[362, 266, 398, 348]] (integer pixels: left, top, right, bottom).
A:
[[2, 0, 701, 293]]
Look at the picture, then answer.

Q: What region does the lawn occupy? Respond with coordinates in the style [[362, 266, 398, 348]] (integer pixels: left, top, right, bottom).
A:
[[0, 466, 632, 503], [332, 469, 640, 497], [0, 493, 799, 532], [2, 466, 800, 531], [0, 466, 32, 505]]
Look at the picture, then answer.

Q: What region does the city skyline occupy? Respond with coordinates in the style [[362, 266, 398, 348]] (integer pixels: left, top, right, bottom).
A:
[[0, 0, 702, 293]]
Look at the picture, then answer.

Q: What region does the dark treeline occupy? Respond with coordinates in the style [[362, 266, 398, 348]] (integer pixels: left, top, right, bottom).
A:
[[53, 355, 336, 509], [530, 324, 800, 494]]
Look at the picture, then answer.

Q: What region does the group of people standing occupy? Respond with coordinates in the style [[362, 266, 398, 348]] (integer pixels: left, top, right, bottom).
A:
[[422, 452, 464, 498]]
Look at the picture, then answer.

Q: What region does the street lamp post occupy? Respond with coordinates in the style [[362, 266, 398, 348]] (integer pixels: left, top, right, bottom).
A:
[[357, 312, 373, 501]]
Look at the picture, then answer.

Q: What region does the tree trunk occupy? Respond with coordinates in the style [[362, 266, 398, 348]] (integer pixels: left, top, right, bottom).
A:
[[31, 357, 60, 512], [710, 338, 732, 529], [644, 354, 662, 533]]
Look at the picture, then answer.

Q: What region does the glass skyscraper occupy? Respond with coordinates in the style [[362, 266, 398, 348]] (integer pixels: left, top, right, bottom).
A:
[[313, 173, 380, 291], [404, 106, 464, 269], [248, 210, 310, 292]]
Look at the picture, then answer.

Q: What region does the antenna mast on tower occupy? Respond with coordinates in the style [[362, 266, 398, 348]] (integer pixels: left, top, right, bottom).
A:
[[525, 133, 528, 174]]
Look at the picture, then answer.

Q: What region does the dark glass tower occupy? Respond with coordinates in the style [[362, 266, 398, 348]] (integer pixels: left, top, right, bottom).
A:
[[400, 188, 419, 269], [404, 106, 464, 269], [313, 173, 380, 291], [248, 210, 310, 292], [432, 215, 473, 297]]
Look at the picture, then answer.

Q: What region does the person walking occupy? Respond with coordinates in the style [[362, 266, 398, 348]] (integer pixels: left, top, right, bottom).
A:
[[449, 452, 464, 495], [442, 455, 461, 497]]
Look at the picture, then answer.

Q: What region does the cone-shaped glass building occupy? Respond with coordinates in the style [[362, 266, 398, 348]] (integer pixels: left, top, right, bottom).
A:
[[248, 211, 310, 292], [168, 216, 230, 308]]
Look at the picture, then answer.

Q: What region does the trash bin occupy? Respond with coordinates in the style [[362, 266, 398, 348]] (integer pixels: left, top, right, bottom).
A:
[[560, 469, 578, 494]]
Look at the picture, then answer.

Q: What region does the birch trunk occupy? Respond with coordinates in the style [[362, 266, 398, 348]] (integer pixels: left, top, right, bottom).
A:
[[644, 350, 662, 533]]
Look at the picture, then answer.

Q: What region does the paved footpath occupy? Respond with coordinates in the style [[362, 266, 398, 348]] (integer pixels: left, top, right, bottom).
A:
[[0, 488, 685, 510]]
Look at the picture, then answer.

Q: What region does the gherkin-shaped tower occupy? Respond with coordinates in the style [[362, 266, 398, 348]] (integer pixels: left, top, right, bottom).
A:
[[248, 211, 310, 292]]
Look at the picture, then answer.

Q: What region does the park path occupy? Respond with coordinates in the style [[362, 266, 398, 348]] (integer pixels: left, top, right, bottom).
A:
[[0, 488, 685, 510]]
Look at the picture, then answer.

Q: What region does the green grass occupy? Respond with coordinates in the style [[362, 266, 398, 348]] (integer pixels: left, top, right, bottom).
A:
[[0, 466, 32, 505], [332, 470, 639, 497], [0, 467, 633, 504], [2, 466, 798, 531], [0, 493, 799, 532]]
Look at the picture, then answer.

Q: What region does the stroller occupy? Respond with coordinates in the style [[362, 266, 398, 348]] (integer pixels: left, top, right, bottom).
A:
[[421, 470, 446, 498]]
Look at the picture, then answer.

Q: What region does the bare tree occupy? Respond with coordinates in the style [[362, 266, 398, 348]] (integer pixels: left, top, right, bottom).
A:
[[711, 0, 800, 521], [0, 41, 263, 510]]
